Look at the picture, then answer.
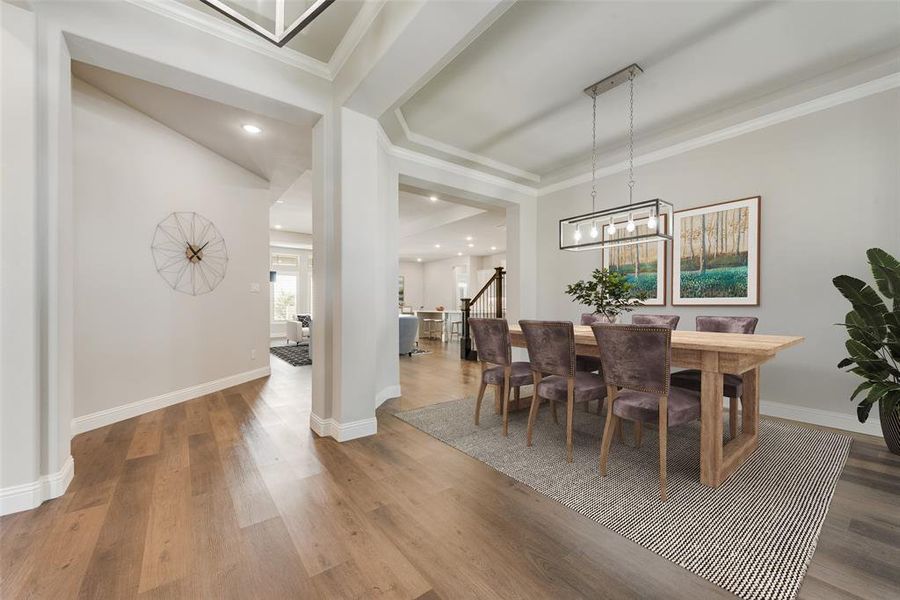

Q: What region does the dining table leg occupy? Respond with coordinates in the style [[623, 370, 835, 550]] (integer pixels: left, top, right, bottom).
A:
[[700, 353, 762, 488], [699, 351, 724, 487]]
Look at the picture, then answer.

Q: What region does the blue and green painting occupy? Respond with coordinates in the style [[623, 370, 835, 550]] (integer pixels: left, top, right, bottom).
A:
[[679, 206, 749, 298], [606, 223, 661, 301]]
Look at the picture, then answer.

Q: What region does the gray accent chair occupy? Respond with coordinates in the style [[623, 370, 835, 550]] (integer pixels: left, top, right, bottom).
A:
[[632, 314, 681, 329], [576, 313, 604, 374], [399, 315, 419, 356], [669, 316, 759, 439], [468, 318, 532, 436], [592, 323, 702, 501], [520, 320, 607, 462]]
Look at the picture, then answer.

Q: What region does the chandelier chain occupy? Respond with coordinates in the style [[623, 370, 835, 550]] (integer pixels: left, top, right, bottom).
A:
[[591, 92, 597, 212], [628, 70, 635, 205]]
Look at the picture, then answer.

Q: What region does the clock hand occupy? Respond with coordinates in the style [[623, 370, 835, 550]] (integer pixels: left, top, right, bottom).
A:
[[186, 240, 211, 261]]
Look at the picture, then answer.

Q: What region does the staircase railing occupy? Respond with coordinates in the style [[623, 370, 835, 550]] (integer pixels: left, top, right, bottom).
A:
[[459, 266, 505, 361]]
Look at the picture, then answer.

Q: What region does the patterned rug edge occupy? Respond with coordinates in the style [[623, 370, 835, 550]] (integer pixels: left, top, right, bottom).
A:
[[393, 397, 853, 600]]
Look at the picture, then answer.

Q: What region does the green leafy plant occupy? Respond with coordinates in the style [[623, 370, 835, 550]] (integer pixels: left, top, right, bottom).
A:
[[565, 268, 648, 323], [833, 248, 900, 423]]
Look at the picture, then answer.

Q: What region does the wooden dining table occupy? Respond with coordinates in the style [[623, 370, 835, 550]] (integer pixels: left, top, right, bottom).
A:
[[507, 325, 804, 488]]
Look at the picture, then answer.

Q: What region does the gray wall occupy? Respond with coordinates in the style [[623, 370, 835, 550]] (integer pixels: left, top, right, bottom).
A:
[[538, 89, 900, 424]]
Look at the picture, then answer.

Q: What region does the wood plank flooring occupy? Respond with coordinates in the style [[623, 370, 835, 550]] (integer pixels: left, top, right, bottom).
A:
[[1, 340, 898, 599]]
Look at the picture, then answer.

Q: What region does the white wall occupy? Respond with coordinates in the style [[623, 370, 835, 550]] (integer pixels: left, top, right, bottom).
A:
[[1, 2, 43, 499], [399, 261, 424, 309], [422, 255, 473, 310], [538, 90, 900, 427], [72, 79, 270, 419]]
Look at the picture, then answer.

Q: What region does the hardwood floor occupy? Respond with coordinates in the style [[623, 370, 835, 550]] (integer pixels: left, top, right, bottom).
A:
[[1, 340, 898, 599]]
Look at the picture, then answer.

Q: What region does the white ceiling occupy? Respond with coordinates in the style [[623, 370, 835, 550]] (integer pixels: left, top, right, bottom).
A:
[[176, 0, 364, 62], [395, 0, 900, 181], [397, 189, 506, 262], [72, 61, 316, 203]]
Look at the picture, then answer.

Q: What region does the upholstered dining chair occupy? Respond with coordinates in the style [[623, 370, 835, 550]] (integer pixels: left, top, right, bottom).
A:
[[520, 320, 607, 462], [468, 318, 532, 436], [576, 313, 604, 373], [631, 314, 681, 329], [669, 316, 759, 439], [592, 323, 701, 501]]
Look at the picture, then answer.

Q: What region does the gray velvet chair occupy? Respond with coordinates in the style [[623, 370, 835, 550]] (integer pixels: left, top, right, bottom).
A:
[[632, 314, 680, 329], [576, 313, 604, 373], [592, 323, 701, 501], [468, 318, 532, 436], [669, 316, 759, 439], [519, 320, 607, 462]]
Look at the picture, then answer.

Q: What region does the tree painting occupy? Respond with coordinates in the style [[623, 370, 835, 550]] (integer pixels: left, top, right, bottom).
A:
[[604, 220, 664, 304], [679, 205, 750, 298]]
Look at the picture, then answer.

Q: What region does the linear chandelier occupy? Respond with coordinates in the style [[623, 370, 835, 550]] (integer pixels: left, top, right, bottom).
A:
[[199, 0, 335, 47], [559, 64, 673, 251]]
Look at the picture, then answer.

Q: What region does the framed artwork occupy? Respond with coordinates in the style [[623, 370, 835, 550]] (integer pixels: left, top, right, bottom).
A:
[[602, 214, 667, 306], [398, 275, 405, 306], [672, 196, 760, 305]]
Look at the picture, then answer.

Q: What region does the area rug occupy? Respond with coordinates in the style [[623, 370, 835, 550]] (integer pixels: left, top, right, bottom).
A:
[[269, 343, 311, 366], [395, 397, 851, 600], [409, 348, 431, 356]]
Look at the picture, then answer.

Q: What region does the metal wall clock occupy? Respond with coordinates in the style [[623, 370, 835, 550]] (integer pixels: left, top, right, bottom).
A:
[[151, 212, 228, 296]]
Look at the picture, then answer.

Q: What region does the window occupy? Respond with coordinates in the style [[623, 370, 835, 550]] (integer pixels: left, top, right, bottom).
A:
[[272, 273, 297, 321]]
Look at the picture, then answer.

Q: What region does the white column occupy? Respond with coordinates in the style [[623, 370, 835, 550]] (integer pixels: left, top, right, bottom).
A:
[[310, 107, 398, 440]]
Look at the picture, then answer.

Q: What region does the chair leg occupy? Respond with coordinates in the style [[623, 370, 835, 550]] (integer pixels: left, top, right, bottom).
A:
[[502, 367, 511, 437], [599, 386, 618, 476], [659, 395, 668, 501], [729, 396, 739, 439], [550, 399, 559, 425], [513, 386, 521, 410], [613, 418, 622, 443], [634, 420, 643, 449], [565, 377, 575, 463], [474, 380, 488, 425], [527, 371, 542, 447], [494, 384, 502, 415]]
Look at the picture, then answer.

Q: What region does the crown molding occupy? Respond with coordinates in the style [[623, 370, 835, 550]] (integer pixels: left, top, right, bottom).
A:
[[125, 0, 332, 80], [538, 71, 900, 197], [394, 107, 541, 183], [328, 0, 387, 78]]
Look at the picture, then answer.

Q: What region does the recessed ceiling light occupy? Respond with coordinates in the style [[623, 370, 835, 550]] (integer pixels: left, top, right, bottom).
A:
[[416, 258, 422, 262], [429, 195, 438, 202], [467, 243, 474, 248], [457, 252, 463, 256], [274, 224, 282, 229], [465, 236, 473, 241], [242, 124, 262, 134], [491, 246, 497, 251], [434, 243, 441, 248], [275, 199, 285, 204]]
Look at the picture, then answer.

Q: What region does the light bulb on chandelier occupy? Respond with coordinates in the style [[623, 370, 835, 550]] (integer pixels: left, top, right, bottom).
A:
[[573, 225, 582, 242], [589, 222, 599, 239], [647, 209, 658, 230], [626, 213, 636, 233], [606, 218, 616, 236]]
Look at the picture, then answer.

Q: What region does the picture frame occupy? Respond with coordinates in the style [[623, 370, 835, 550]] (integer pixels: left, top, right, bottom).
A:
[[672, 196, 760, 306], [602, 213, 667, 306]]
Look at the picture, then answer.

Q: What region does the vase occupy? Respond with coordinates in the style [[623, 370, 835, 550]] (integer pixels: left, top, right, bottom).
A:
[[880, 401, 900, 455]]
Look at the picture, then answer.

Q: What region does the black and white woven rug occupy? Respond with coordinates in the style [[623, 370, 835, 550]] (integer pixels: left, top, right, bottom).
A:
[[269, 343, 311, 366], [395, 397, 851, 600]]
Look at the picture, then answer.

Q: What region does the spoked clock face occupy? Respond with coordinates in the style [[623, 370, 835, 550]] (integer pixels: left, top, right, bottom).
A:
[[151, 212, 228, 295]]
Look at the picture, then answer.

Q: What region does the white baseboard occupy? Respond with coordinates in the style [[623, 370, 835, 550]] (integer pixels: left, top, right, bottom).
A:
[[375, 384, 401, 408], [0, 455, 74, 516], [309, 413, 378, 441], [71, 367, 272, 434], [757, 398, 882, 437]]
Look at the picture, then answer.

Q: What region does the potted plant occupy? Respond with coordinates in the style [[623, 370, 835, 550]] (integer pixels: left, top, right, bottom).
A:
[[833, 248, 900, 454], [565, 268, 648, 323]]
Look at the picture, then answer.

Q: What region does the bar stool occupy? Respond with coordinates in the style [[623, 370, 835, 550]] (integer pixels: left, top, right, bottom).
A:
[[423, 318, 443, 340]]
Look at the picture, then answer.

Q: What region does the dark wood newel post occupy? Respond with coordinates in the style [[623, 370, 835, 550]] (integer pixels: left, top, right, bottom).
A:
[[494, 267, 504, 318], [460, 298, 473, 360]]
